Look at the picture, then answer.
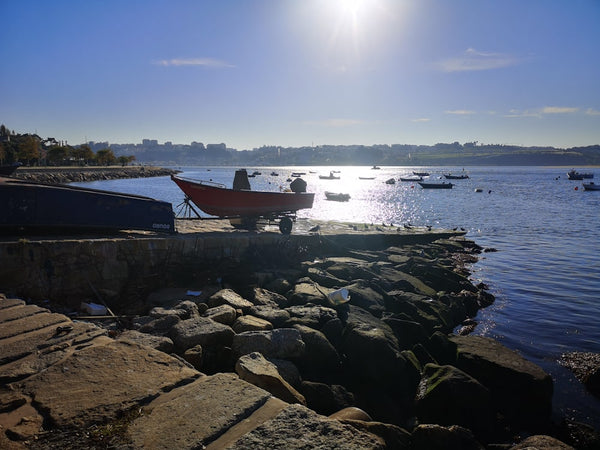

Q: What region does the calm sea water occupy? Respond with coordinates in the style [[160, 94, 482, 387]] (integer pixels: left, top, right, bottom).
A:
[[73, 165, 600, 428]]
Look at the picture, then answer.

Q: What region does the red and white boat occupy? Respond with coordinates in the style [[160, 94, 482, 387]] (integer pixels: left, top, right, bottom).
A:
[[171, 171, 314, 233]]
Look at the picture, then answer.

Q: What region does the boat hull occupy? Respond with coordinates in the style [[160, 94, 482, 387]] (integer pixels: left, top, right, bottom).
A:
[[418, 182, 453, 189], [172, 175, 314, 217], [582, 182, 600, 191], [0, 177, 175, 233]]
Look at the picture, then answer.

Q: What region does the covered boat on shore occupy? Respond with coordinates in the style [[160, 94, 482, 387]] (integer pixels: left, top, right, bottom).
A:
[[0, 176, 175, 233], [171, 170, 314, 233], [0, 162, 22, 176]]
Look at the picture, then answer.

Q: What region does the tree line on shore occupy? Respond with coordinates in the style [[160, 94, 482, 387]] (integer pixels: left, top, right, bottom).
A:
[[2, 123, 600, 167], [0, 124, 135, 167]]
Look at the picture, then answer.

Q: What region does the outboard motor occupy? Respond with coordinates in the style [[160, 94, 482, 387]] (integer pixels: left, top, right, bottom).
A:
[[290, 177, 307, 193], [233, 169, 251, 191]]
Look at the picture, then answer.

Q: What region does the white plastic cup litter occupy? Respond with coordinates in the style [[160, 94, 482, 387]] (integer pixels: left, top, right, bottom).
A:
[[327, 288, 351, 305]]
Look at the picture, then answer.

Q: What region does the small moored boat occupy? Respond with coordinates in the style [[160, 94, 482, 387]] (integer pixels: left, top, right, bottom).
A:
[[399, 176, 422, 182], [319, 172, 340, 180], [567, 170, 594, 180], [324, 192, 350, 202], [413, 171, 429, 177], [582, 182, 600, 191], [418, 181, 453, 189], [444, 174, 469, 179]]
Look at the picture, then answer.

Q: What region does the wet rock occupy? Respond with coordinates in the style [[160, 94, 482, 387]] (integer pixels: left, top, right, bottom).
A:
[[329, 406, 371, 421], [301, 381, 355, 416], [450, 334, 553, 433], [511, 435, 574, 449], [232, 315, 273, 333], [410, 424, 484, 450], [170, 316, 235, 352], [235, 352, 305, 405], [232, 328, 305, 359], [560, 351, 600, 399], [118, 329, 174, 353], [416, 364, 493, 439], [426, 331, 458, 365], [203, 304, 237, 325]]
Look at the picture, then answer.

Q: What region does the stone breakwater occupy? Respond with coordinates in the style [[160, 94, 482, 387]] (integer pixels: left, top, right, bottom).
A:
[[1, 228, 598, 448], [12, 166, 178, 184]]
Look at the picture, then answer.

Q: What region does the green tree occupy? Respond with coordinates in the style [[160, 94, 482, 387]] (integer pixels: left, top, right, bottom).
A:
[[116, 155, 136, 166], [72, 144, 95, 166], [18, 136, 41, 165], [96, 148, 116, 166], [46, 145, 69, 166]]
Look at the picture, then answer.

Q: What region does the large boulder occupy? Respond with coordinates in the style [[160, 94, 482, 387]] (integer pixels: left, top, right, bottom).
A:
[[235, 352, 306, 405], [232, 315, 273, 333], [415, 364, 494, 439], [227, 403, 385, 449], [232, 328, 305, 360], [344, 280, 387, 317], [301, 381, 355, 416], [450, 335, 553, 433], [284, 305, 338, 329], [170, 316, 235, 352], [410, 424, 484, 450], [203, 304, 238, 325], [207, 289, 253, 312], [118, 330, 174, 353], [248, 305, 291, 328], [291, 324, 342, 382]]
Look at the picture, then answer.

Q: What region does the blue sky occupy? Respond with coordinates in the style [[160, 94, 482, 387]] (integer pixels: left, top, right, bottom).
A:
[[2, 0, 599, 150]]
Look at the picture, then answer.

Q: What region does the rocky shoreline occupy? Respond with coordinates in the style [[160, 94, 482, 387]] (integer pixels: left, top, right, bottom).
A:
[[12, 166, 178, 184], [2, 231, 599, 449]]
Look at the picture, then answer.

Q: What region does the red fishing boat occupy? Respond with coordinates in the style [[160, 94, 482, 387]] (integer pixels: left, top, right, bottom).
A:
[[171, 170, 314, 234]]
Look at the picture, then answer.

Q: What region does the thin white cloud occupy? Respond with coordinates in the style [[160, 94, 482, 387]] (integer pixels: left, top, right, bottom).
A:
[[540, 106, 578, 114], [505, 106, 579, 118], [445, 110, 476, 115], [411, 118, 431, 122], [438, 48, 519, 72], [304, 118, 364, 127], [153, 58, 235, 68], [586, 108, 600, 116]]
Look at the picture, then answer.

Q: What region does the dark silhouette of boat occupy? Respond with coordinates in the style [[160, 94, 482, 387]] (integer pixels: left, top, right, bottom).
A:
[[0, 162, 22, 176], [444, 174, 469, 179], [0, 177, 175, 233], [324, 192, 350, 202], [418, 181, 453, 189]]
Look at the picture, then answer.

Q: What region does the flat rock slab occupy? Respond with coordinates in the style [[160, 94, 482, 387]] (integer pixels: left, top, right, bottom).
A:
[[14, 340, 199, 427], [128, 372, 273, 449], [227, 403, 385, 449], [0, 310, 69, 340], [0, 303, 48, 324]]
